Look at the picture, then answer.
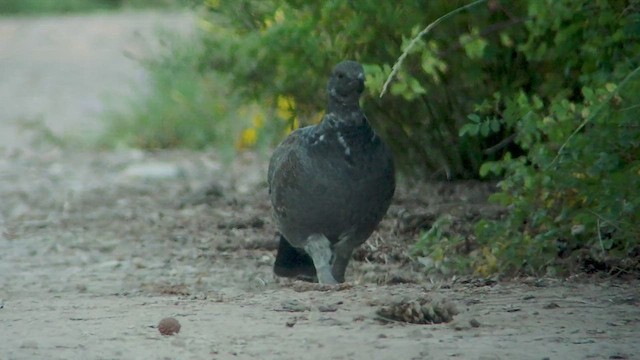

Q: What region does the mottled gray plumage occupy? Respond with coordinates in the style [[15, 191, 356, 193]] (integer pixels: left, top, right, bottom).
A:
[[268, 61, 395, 284]]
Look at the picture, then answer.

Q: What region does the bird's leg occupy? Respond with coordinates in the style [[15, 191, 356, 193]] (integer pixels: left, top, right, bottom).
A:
[[273, 235, 318, 282], [330, 236, 357, 283], [303, 234, 338, 284]]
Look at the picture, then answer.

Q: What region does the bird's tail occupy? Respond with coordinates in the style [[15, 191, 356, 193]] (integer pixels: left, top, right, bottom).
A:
[[273, 234, 318, 282]]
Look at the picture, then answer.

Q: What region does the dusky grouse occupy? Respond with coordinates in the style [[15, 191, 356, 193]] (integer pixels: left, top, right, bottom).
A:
[[268, 60, 395, 284]]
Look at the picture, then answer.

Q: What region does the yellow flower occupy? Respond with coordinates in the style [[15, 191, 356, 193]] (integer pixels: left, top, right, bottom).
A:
[[276, 95, 296, 120], [276, 95, 299, 134], [236, 127, 258, 150]]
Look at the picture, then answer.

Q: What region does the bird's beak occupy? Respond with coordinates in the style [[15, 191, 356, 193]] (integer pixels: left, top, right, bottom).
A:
[[357, 73, 365, 93]]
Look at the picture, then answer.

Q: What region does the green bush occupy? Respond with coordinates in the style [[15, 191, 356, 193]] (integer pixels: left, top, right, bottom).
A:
[[196, 0, 524, 178], [410, 0, 639, 276], [411, 215, 473, 275], [463, 0, 640, 275]]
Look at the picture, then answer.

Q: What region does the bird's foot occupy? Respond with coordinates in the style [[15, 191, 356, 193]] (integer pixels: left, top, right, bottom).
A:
[[315, 265, 338, 285], [303, 234, 338, 285]]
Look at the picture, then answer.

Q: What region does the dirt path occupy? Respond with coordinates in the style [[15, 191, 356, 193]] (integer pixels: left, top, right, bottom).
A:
[[0, 10, 195, 151], [0, 11, 639, 360]]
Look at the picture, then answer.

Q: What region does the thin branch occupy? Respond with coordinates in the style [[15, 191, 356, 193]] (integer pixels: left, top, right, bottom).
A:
[[618, 103, 640, 112], [587, 210, 622, 232], [483, 133, 517, 155], [549, 64, 640, 167], [596, 219, 606, 258], [380, 0, 487, 98]]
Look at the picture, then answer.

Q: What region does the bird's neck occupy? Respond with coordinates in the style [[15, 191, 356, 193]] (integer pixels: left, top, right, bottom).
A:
[[326, 99, 366, 127], [327, 96, 360, 113]]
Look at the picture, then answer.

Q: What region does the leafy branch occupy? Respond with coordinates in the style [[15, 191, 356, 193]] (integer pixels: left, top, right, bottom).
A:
[[379, 0, 487, 98]]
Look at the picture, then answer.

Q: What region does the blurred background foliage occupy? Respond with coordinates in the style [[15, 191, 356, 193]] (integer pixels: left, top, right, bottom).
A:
[[198, 0, 508, 179], [24, 0, 638, 276], [0, 0, 178, 14], [99, 31, 243, 160]]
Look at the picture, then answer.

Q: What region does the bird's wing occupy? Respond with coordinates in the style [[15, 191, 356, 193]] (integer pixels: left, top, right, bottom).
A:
[[267, 126, 313, 192]]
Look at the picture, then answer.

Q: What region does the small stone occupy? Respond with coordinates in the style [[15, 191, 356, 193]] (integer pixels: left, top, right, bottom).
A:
[[609, 354, 629, 359], [469, 318, 481, 328], [543, 302, 560, 309], [319, 317, 343, 326], [286, 317, 297, 327], [158, 317, 181, 336], [504, 305, 521, 312], [318, 304, 338, 312], [571, 339, 595, 344], [453, 323, 465, 331], [279, 300, 310, 312]]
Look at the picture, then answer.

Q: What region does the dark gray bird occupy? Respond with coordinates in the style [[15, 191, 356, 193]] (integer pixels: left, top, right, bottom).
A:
[[268, 60, 395, 284]]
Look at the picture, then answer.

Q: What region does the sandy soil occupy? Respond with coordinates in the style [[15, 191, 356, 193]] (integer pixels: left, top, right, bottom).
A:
[[0, 10, 639, 360]]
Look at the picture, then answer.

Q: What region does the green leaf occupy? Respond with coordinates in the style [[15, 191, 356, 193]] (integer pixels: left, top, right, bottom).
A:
[[459, 123, 479, 137], [499, 33, 514, 47], [467, 113, 481, 123], [490, 118, 501, 132], [480, 122, 491, 136]]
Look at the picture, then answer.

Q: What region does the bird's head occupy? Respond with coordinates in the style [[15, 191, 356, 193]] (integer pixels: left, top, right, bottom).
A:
[[327, 61, 365, 106]]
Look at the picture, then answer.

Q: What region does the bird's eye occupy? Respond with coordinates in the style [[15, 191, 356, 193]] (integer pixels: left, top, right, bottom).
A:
[[337, 73, 345, 79]]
